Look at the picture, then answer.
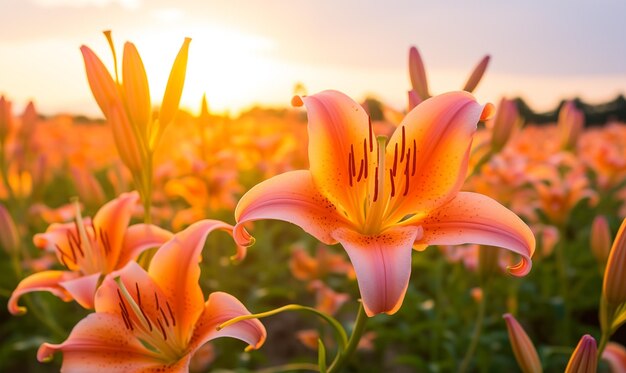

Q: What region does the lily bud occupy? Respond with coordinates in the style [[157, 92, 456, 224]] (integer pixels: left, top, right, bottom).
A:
[[158, 37, 191, 137], [463, 55, 490, 93], [80, 45, 119, 118], [565, 334, 597, 373], [408, 46, 430, 101], [122, 42, 151, 139], [108, 100, 143, 175], [557, 101, 584, 151], [490, 97, 519, 153], [0, 204, 19, 254], [503, 313, 543, 373], [591, 215, 611, 267], [0, 96, 13, 144], [20, 101, 38, 143], [602, 218, 626, 305], [407, 89, 422, 111]]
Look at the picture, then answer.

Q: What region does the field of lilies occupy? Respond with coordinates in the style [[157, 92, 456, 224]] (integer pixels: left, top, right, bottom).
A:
[[1, 31, 626, 373]]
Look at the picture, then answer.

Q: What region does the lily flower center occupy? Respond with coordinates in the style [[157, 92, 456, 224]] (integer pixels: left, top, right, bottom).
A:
[[54, 201, 113, 275], [114, 277, 186, 363], [345, 124, 417, 235]]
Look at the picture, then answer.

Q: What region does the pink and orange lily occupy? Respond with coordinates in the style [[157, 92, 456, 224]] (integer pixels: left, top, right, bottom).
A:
[[37, 220, 266, 372], [8, 192, 172, 313], [234, 90, 535, 316]]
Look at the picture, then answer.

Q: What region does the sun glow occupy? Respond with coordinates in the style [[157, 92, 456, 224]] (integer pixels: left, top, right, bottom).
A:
[[121, 23, 282, 115]]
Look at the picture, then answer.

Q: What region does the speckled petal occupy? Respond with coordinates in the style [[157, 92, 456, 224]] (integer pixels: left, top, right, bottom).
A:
[[234, 170, 351, 246], [384, 92, 493, 224], [414, 192, 535, 276], [332, 225, 422, 316], [37, 313, 190, 373], [8, 270, 78, 315], [188, 292, 266, 354]]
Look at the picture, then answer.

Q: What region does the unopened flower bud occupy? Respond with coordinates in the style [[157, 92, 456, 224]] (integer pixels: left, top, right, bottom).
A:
[[503, 313, 543, 373], [565, 334, 597, 373]]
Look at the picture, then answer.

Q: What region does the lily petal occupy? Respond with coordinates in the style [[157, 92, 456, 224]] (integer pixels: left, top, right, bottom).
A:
[[385, 92, 493, 223], [415, 192, 535, 276], [117, 223, 173, 267], [60, 272, 101, 309], [332, 226, 423, 316], [93, 191, 139, 272], [408, 46, 430, 100], [158, 37, 191, 136], [463, 55, 490, 93], [302, 90, 377, 222], [8, 270, 78, 315], [37, 312, 189, 373], [148, 220, 235, 344], [34, 222, 81, 271], [234, 170, 351, 246], [188, 292, 266, 354]]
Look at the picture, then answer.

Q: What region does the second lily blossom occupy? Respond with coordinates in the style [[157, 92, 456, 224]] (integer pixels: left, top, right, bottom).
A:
[[235, 90, 535, 316]]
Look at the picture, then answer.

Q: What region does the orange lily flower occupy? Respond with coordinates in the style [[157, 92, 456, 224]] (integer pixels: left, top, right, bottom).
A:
[[8, 192, 172, 313], [235, 90, 535, 316], [37, 220, 266, 371]]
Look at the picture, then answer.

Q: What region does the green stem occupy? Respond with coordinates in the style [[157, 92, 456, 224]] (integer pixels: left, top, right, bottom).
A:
[[597, 332, 610, 358], [327, 303, 368, 373], [458, 287, 488, 373], [218, 304, 348, 352]]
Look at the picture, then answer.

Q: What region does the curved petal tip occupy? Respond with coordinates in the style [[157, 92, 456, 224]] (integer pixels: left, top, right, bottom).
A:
[[481, 102, 496, 122], [507, 256, 532, 277]]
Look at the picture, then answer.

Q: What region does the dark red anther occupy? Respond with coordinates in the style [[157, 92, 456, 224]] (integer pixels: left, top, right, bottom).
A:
[[403, 149, 411, 196], [400, 126, 406, 162], [135, 282, 153, 332], [72, 220, 82, 246], [389, 169, 396, 197], [159, 307, 170, 327], [392, 143, 398, 176], [350, 144, 356, 176], [357, 159, 364, 182], [412, 139, 417, 176], [154, 292, 160, 311], [157, 318, 167, 340], [363, 139, 368, 179], [373, 167, 379, 202], [368, 118, 374, 152], [348, 152, 353, 186]]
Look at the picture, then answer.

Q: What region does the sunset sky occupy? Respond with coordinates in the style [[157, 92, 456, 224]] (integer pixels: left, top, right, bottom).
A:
[[1, 0, 625, 117]]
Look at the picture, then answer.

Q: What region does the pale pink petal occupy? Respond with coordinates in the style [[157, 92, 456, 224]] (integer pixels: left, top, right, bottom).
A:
[[302, 90, 378, 221], [188, 292, 266, 353], [37, 313, 190, 373], [415, 192, 535, 276], [93, 191, 140, 272], [385, 92, 493, 223], [234, 170, 351, 246], [8, 270, 78, 315], [59, 272, 101, 309], [117, 223, 173, 267], [332, 226, 423, 316], [148, 220, 236, 345]]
